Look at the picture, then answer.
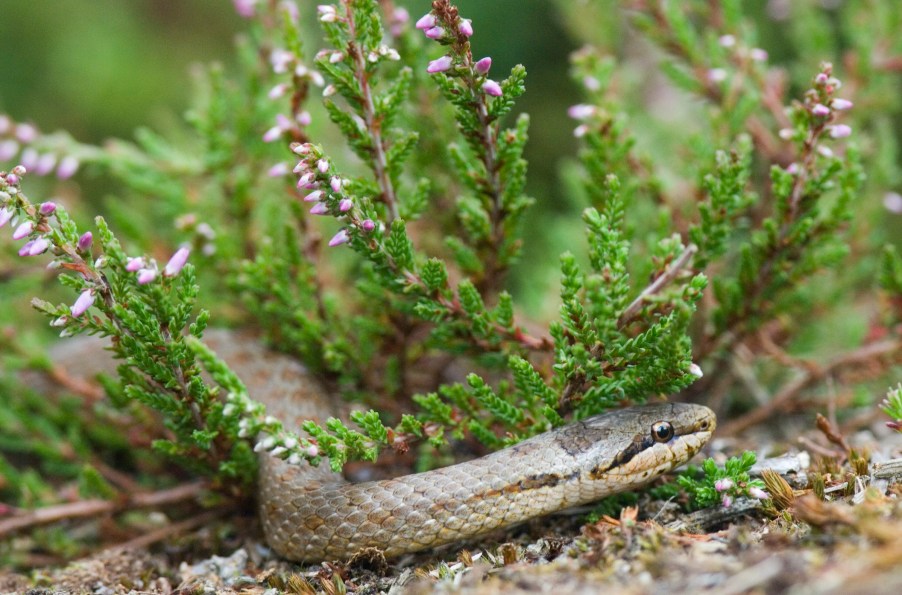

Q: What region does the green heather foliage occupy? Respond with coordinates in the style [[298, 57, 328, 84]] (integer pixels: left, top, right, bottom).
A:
[[1, 0, 901, 540]]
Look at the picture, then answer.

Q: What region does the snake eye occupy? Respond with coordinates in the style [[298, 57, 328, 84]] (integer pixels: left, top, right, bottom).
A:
[[651, 421, 674, 443]]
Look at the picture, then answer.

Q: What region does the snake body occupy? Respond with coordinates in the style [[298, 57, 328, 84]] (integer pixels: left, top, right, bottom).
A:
[[45, 330, 715, 562]]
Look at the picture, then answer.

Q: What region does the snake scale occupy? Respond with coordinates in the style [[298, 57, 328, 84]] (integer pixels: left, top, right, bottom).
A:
[[43, 329, 715, 562]]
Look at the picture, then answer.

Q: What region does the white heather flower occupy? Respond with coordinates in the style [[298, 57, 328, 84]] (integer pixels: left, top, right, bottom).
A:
[[812, 103, 830, 117], [749, 48, 768, 62], [306, 444, 320, 457], [270, 446, 287, 457], [778, 128, 795, 140], [71, 289, 95, 317], [689, 363, 704, 378], [719, 34, 736, 47], [329, 51, 344, 64], [323, 84, 337, 97], [287, 453, 302, 465], [573, 124, 589, 138], [283, 437, 297, 449], [270, 49, 294, 74]]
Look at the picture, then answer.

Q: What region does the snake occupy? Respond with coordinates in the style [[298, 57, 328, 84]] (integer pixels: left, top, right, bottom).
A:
[[41, 329, 716, 562]]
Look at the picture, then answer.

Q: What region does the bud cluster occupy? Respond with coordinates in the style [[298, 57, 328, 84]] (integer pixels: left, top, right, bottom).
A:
[[0, 115, 80, 180]]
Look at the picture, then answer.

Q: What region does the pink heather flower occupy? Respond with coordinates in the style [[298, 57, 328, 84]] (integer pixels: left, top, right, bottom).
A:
[[474, 57, 492, 75], [317, 4, 337, 22], [390, 7, 409, 36], [309, 202, 329, 215], [573, 124, 589, 138], [482, 80, 502, 97], [268, 162, 290, 177], [832, 98, 853, 111], [883, 192, 902, 214], [778, 128, 795, 140], [20, 148, 38, 170], [77, 231, 93, 252], [164, 247, 190, 276], [5, 173, 19, 186], [137, 268, 157, 284], [714, 478, 734, 492], [27, 237, 50, 256], [323, 84, 337, 97], [233, 0, 256, 18], [749, 487, 769, 500], [330, 176, 342, 193], [262, 126, 282, 143], [328, 229, 349, 247], [361, 219, 375, 232], [415, 13, 436, 30], [297, 111, 312, 126], [268, 83, 288, 99], [812, 103, 830, 117], [39, 201, 57, 215], [427, 55, 453, 74], [459, 19, 473, 37], [749, 48, 768, 62], [293, 143, 311, 155], [329, 51, 344, 64], [708, 68, 728, 83], [35, 153, 56, 176], [815, 72, 829, 84], [304, 190, 323, 203], [584, 76, 600, 91], [339, 198, 352, 212], [306, 444, 320, 457], [0, 207, 13, 228], [719, 34, 736, 47], [56, 155, 79, 179], [317, 159, 329, 173], [568, 104, 596, 120], [721, 494, 733, 508], [817, 146, 834, 158], [15, 123, 37, 143], [829, 124, 852, 138], [71, 289, 95, 317], [0, 139, 19, 161], [297, 173, 316, 188], [0, 115, 9, 134], [12, 220, 33, 240], [270, 49, 294, 74], [125, 257, 145, 272], [18, 240, 35, 256], [425, 25, 444, 40]]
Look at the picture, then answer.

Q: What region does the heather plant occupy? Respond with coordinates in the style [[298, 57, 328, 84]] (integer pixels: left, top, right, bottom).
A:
[[1, 0, 901, 563]]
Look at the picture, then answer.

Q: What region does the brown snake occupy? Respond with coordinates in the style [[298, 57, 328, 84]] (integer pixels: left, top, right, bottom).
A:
[[43, 329, 715, 562]]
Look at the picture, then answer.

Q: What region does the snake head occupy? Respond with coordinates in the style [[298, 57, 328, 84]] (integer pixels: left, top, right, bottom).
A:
[[571, 403, 716, 498]]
